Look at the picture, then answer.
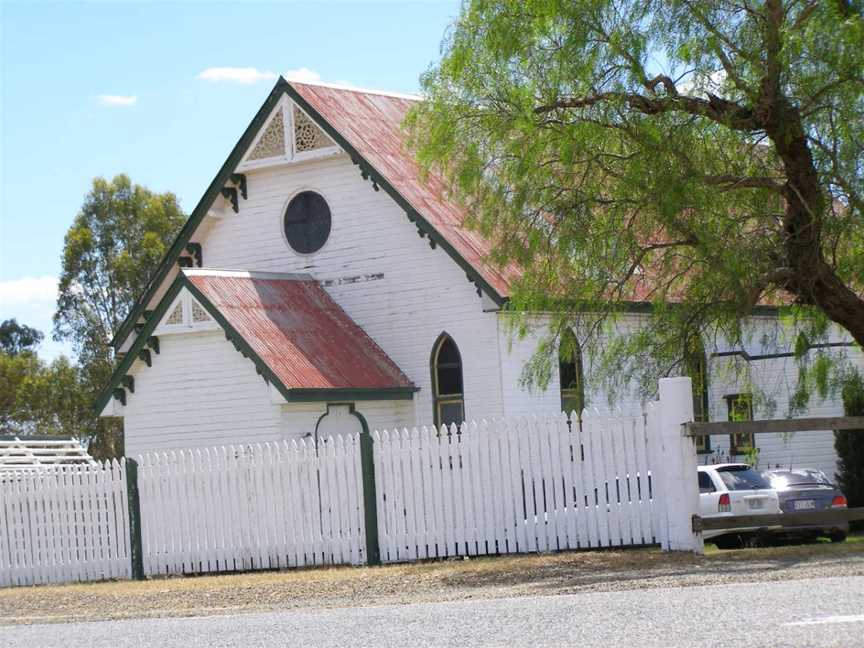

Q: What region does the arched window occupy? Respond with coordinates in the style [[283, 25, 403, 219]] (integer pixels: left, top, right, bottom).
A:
[[559, 329, 585, 415], [684, 338, 711, 453], [431, 333, 464, 428]]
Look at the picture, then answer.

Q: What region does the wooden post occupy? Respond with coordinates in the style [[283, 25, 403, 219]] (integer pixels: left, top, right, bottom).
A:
[[359, 430, 381, 566], [657, 377, 704, 554], [125, 458, 145, 580]]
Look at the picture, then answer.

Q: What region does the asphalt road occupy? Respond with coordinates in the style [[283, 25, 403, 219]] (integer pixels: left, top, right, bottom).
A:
[[4, 575, 863, 648]]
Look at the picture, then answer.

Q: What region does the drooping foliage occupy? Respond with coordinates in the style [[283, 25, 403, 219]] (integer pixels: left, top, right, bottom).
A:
[[409, 0, 863, 400]]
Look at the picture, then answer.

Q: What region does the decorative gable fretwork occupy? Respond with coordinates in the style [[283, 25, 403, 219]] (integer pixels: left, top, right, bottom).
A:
[[248, 106, 286, 161], [156, 290, 217, 335], [239, 96, 339, 170], [293, 105, 334, 153]]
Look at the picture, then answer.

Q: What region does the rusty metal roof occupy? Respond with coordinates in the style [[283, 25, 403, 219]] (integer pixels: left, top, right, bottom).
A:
[[290, 81, 520, 299], [187, 270, 415, 394]]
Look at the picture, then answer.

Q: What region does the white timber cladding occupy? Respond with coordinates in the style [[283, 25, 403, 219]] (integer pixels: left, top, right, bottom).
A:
[[120, 328, 415, 455], [199, 155, 506, 427], [122, 331, 282, 456]]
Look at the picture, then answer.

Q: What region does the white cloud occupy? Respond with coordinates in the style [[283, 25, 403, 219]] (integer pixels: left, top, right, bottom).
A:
[[0, 276, 58, 308], [98, 94, 138, 107], [196, 67, 278, 85], [283, 67, 322, 84]]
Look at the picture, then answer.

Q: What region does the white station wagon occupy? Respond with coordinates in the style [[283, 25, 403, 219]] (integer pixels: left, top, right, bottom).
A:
[[697, 463, 781, 548]]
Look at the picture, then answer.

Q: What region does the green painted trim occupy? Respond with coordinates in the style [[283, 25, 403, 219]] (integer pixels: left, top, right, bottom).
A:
[[94, 277, 185, 413], [110, 79, 291, 350], [356, 410, 381, 566], [284, 387, 418, 402], [283, 82, 507, 309], [125, 458, 145, 580]]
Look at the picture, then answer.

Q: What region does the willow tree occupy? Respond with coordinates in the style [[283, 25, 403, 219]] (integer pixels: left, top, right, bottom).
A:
[[409, 0, 863, 398]]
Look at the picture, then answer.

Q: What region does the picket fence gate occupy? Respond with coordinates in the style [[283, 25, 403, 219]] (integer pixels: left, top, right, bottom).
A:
[[137, 436, 367, 576], [0, 461, 131, 587], [373, 410, 659, 563]]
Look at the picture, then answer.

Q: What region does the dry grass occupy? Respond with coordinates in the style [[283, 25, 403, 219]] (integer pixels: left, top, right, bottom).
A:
[[2, 539, 862, 626]]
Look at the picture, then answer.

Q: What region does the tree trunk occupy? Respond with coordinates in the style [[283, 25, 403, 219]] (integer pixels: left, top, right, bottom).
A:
[[768, 102, 864, 348]]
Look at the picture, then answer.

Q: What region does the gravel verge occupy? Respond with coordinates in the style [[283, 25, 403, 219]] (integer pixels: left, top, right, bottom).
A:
[[2, 540, 862, 626]]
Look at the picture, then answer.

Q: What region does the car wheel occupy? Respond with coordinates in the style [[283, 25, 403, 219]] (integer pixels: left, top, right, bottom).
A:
[[830, 531, 847, 543]]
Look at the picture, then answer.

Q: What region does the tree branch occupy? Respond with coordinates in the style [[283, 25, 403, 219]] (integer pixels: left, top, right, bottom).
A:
[[701, 174, 785, 192], [534, 92, 759, 130]]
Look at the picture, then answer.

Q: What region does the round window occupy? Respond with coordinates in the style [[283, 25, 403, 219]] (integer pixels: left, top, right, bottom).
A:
[[283, 191, 331, 254]]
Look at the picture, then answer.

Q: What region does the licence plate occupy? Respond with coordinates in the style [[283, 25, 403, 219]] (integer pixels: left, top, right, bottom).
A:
[[748, 499, 765, 510], [794, 499, 816, 510]]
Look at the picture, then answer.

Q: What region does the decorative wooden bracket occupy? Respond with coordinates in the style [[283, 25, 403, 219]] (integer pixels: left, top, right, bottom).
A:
[[185, 242, 203, 267], [134, 323, 146, 334], [417, 227, 436, 249], [147, 336, 160, 355], [221, 187, 239, 213], [138, 349, 152, 368], [121, 375, 135, 393], [467, 275, 482, 297], [113, 388, 126, 406], [230, 173, 248, 200], [177, 256, 194, 268]]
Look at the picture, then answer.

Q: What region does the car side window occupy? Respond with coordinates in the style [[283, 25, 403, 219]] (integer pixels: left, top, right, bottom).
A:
[[698, 472, 716, 494]]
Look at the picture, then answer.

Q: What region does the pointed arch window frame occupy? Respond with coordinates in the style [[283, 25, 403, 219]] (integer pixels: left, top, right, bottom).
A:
[[559, 329, 586, 417], [430, 332, 465, 429], [684, 338, 712, 454], [238, 96, 340, 171]]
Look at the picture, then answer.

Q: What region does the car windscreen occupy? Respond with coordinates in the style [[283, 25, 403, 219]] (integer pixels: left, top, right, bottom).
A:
[[716, 466, 771, 490]]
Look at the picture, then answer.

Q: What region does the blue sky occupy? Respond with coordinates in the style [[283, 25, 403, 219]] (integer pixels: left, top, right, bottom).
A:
[[0, 1, 459, 359]]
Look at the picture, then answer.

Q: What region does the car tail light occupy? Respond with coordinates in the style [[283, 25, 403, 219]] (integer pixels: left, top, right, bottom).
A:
[[718, 493, 731, 513], [831, 495, 847, 508]]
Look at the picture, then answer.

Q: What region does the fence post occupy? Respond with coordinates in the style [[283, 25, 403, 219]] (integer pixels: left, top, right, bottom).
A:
[[359, 430, 381, 566], [657, 377, 703, 553], [125, 458, 145, 579]]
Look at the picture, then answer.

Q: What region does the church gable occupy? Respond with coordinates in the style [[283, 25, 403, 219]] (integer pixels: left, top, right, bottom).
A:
[[110, 78, 514, 355]]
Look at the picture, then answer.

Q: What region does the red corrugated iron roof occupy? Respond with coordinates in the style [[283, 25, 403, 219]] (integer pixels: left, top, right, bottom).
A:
[[187, 270, 415, 393], [290, 81, 520, 298]]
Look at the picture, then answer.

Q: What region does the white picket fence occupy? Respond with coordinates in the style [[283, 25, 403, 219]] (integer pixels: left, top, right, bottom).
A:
[[0, 461, 131, 587], [0, 379, 701, 587], [137, 436, 367, 576], [373, 410, 659, 563]]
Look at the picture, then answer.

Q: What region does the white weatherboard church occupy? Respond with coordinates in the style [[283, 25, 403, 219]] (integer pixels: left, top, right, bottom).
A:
[[98, 78, 862, 479]]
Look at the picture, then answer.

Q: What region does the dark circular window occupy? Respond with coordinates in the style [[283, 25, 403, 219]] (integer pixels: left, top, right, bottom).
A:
[[283, 191, 331, 254]]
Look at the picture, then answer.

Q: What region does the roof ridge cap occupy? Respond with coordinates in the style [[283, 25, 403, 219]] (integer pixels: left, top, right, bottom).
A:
[[285, 77, 422, 102]]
